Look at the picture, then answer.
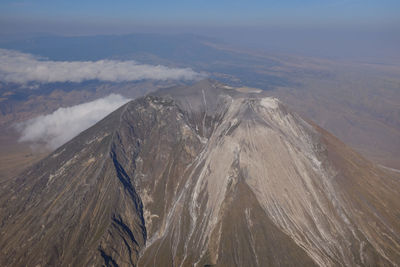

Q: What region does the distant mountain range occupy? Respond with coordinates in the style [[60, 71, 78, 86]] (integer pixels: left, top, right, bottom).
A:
[[1, 80, 399, 266], [1, 33, 399, 171]]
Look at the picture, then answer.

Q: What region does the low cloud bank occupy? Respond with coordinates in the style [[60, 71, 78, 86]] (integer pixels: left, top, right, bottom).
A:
[[0, 48, 203, 83], [16, 94, 130, 149]]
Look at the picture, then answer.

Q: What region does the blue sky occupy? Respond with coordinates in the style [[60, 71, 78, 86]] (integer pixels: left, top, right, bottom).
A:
[[1, 0, 399, 63], [1, 0, 399, 28]]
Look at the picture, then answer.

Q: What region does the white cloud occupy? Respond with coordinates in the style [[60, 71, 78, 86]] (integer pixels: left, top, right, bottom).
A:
[[0, 48, 203, 83], [16, 94, 130, 149]]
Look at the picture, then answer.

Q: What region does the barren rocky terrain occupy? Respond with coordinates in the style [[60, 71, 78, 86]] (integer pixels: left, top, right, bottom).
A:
[[1, 80, 399, 266]]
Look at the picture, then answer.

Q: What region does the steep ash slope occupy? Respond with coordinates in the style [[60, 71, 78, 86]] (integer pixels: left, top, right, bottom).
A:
[[0, 80, 399, 266]]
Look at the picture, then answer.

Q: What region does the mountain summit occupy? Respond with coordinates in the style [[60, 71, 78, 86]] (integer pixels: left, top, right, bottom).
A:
[[1, 80, 399, 266]]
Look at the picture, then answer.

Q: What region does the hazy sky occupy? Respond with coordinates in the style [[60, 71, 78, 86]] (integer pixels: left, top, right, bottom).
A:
[[0, 0, 399, 62], [1, 0, 399, 30]]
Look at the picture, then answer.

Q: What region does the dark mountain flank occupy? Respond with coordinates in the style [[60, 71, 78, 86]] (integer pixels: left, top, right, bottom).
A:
[[0, 80, 399, 266]]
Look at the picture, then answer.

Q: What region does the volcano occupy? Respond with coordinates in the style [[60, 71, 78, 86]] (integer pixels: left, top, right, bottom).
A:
[[1, 80, 399, 266]]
